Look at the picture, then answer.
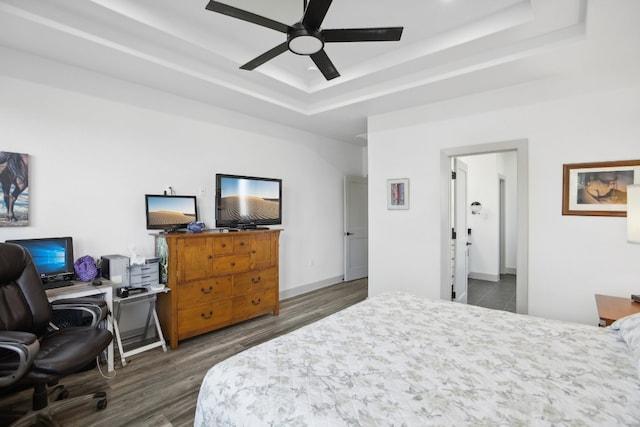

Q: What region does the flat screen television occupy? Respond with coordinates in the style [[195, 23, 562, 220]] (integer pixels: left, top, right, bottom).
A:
[[6, 236, 75, 283], [145, 194, 198, 232], [215, 173, 282, 229]]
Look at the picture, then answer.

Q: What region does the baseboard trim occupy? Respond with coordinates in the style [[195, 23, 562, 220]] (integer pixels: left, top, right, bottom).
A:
[[504, 267, 517, 275], [468, 272, 500, 282], [280, 275, 344, 300]]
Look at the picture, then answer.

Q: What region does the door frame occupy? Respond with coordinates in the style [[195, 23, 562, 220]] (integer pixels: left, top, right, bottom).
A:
[[440, 139, 529, 314], [453, 158, 469, 303]]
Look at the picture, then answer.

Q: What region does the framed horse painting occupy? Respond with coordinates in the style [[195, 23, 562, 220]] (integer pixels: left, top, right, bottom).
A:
[[0, 151, 29, 226]]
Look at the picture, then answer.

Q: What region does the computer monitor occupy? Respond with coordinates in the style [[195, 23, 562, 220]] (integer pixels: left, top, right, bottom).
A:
[[6, 236, 75, 283], [145, 194, 198, 233]]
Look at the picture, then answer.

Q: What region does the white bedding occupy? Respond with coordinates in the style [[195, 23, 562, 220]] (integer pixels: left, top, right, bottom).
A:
[[195, 292, 640, 426]]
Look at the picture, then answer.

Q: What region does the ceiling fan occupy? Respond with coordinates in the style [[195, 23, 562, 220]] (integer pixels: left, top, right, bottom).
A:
[[205, 0, 403, 81]]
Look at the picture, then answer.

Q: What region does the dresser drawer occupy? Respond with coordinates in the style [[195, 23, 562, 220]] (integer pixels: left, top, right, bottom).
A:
[[213, 236, 233, 255], [233, 236, 254, 254], [177, 276, 232, 308], [233, 290, 276, 322], [213, 253, 252, 275], [234, 268, 277, 295], [177, 300, 233, 340]]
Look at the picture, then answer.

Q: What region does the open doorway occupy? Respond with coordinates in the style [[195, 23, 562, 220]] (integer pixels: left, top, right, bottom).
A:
[[455, 153, 517, 312], [440, 140, 529, 315]]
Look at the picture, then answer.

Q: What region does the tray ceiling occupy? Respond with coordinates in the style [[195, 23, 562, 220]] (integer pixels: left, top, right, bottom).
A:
[[1, 0, 637, 144]]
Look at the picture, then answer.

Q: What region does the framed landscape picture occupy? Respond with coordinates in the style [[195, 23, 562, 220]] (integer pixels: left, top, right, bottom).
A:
[[387, 178, 409, 210], [562, 159, 640, 217]]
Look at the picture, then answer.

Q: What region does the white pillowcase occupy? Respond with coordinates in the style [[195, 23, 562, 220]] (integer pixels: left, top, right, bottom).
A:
[[611, 312, 640, 377]]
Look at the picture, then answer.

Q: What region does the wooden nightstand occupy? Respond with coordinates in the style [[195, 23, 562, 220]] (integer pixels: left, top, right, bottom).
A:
[[595, 294, 640, 326]]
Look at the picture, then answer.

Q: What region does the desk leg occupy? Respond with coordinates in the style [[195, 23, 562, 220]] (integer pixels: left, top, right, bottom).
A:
[[112, 316, 128, 367], [103, 289, 114, 373], [107, 315, 115, 372], [112, 302, 128, 368], [152, 308, 167, 352]]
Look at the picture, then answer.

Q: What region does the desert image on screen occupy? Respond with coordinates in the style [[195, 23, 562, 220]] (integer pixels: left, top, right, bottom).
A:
[[147, 197, 196, 226], [219, 178, 279, 222], [218, 196, 279, 221]]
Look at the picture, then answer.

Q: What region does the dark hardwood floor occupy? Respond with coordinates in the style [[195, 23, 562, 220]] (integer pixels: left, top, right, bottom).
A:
[[0, 279, 367, 427]]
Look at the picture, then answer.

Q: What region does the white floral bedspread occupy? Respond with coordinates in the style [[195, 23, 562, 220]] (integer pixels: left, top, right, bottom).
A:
[[195, 292, 640, 426]]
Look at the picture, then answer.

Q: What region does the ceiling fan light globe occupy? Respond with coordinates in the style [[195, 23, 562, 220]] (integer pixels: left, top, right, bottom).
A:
[[288, 35, 323, 55]]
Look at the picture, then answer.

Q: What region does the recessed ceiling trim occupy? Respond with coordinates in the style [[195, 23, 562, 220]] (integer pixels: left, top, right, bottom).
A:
[[87, 0, 316, 93], [306, 0, 536, 92], [0, 0, 587, 118], [306, 22, 587, 115], [0, 2, 310, 114]]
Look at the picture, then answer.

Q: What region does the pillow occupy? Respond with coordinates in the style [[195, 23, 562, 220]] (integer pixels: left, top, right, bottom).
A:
[[610, 312, 640, 331], [611, 312, 640, 377]]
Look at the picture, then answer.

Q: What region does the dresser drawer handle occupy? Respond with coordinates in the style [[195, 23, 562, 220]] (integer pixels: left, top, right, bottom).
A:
[[251, 276, 261, 284], [239, 242, 245, 246], [208, 255, 213, 260], [230, 262, 236, 267], [221, 243, 226, 248], [201, 310, 214, 319], [251, 298, 261, 306], [201, 286, 213, 294]]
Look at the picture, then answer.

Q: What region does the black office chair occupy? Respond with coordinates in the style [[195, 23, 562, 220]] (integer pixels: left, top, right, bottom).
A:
[[0, 242, 113, 426]]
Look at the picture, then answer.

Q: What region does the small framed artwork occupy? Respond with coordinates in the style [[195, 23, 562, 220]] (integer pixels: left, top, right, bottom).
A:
[[562, 159, 640, 217], [0, 151, 29, 226], [387, 178, 409, 210]]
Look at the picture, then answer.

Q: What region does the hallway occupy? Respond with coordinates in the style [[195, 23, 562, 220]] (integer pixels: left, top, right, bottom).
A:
[[468, 274, 516, 313]]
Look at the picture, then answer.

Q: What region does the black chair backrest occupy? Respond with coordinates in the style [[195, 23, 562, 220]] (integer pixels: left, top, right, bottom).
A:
[[0, 243, 52, 337]]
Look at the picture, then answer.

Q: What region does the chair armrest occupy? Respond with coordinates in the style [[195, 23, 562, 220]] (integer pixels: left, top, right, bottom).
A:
[[0, 331, 40, 387], [51, 297, 109, 327]]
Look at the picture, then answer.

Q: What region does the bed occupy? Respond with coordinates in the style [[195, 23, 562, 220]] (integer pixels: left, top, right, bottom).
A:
[[194, 292, 640, 426]]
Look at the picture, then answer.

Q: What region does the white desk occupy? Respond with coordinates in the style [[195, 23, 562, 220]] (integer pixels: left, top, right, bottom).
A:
[[46, 282, 114, 373], [112, 287, 170, 367]]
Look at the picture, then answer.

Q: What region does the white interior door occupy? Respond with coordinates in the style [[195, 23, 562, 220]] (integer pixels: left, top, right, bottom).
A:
[[344, 176, 368, 281], [454, 159, 469, 303]]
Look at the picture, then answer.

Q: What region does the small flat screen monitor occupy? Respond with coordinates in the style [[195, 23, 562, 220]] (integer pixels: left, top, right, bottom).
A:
[[6, 236, 75, 282], [215, 174, 282, 229], [145, 194, 198, 232]]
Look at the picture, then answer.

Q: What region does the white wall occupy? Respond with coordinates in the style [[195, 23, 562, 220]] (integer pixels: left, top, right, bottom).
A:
[[463, 154, 500, 280], [368, 83, 640, 325], [0, 75, 363, 297], [461, 152, 517, 279]]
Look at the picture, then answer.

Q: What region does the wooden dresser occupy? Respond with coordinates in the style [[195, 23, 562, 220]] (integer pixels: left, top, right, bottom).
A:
[[154, 229, 280, 348]]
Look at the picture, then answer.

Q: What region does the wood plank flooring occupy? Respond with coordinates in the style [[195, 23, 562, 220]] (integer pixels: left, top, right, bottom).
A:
[[467, 274, 516, 313], [0, 279, 367, 427]]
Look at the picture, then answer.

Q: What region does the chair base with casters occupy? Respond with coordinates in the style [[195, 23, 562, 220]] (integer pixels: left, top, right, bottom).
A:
[[1, 326, 112, 426], [4, 384, 107, 427]]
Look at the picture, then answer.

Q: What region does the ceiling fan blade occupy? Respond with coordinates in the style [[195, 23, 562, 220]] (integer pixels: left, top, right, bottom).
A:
[[303, 0, 332, 29], [323, 27, 404, 43], [310, 49, 340, 80], [205, 1, 290, 33], [240, 42, 289, 70]]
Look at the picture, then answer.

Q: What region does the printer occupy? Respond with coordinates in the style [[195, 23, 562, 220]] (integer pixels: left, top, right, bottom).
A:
[[100, 254, 130, 287]]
